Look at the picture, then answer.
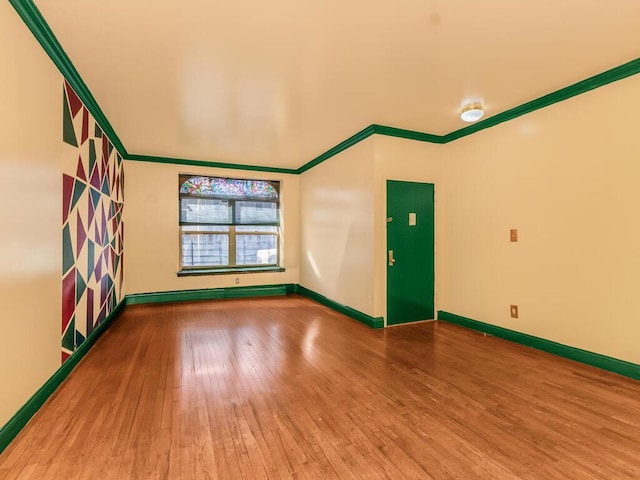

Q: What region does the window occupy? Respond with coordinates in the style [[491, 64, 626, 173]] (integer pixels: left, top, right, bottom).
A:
[[179, 175, 281, 272]]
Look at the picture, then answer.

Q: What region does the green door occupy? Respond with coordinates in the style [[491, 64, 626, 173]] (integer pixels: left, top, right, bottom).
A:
[[386, 180, 435, 325]]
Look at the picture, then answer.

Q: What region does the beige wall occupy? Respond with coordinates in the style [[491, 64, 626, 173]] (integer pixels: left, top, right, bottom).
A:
[[124, 161, 299, 293], [0, 4, 63, 426], [299, 72, 640, 366], [297, 134, 444, 323], [299, 138, 376, 316], [440, 73, 640, 364]]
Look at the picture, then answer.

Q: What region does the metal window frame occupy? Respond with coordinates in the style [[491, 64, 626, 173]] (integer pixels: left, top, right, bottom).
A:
[[179, 196, 279, 227], [179, 228, 280, 270]]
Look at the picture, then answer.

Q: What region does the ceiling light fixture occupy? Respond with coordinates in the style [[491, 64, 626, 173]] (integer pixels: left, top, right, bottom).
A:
[[460, 102, 484, 122]]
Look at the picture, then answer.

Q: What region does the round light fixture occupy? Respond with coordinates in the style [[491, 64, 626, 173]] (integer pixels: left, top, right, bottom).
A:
[[460, 103, 484, 122]]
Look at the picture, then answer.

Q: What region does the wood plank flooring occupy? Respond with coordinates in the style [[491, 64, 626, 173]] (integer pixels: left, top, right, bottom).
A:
[[1, 295, 639, 479]]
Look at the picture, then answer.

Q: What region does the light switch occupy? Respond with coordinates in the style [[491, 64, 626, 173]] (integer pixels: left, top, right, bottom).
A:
[[510, 229, 518, 242], [409, 213, 417, 226]]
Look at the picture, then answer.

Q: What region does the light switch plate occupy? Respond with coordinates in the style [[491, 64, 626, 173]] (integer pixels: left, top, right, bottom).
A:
[[409, 213, 417, 226], [510, 229, 518, 242]]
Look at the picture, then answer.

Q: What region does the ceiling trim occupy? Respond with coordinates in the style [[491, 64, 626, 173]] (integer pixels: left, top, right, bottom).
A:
[[372, 125, 446, 144], [440, 57, 640, 143], [9, 0, 128, 156], [11, 1, 640, 176], [296, 125, 376, 173], [299, 55, 639, 170], [127, 154, 298, 175]]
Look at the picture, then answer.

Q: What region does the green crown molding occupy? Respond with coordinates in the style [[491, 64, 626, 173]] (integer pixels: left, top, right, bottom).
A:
[[11, 0, 640, 175], [126, 154, 297, 175], [9, 0, 128, 156], [440, 57, 640, 143], [127, 125, 379, 175], [296, 125, 376, 174], [132, 56, 640, 174], [438, 311, 640, 381], [372, 125, 446, 144]]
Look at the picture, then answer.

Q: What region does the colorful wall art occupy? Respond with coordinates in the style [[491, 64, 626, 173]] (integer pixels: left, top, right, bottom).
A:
[[61, 81, 124, 362]]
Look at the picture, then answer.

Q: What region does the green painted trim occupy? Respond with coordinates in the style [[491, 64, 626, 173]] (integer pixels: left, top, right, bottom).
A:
[[126, 284, 384, 330], [177, 266, 285, 277], [441, 57, 640, 143], [125, 284, 291, 305], [127, 124, 376, 175], [12, 0, 640, 173], [296, 125, 376, 174], [294, 58, 640, 171], [0, 299, 126, 455], [372, 124, 446, 144], [438, 311, 640, 381], [125, 154, 298, 175], [297, 285, 384, 329], [9, 0, 128, 156]]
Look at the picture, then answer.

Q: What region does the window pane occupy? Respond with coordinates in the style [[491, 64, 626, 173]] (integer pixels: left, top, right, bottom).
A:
[[181, 233, 229, 267], [236, 225, 278, 233], [235, 201, 278, 224], [181, 197, 231, 224], [236, 234, 277, 265], [181, 225, 229, 232]]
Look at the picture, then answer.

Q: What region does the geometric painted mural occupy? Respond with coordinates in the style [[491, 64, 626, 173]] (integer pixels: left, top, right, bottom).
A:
[[61, 80, 124, 363]]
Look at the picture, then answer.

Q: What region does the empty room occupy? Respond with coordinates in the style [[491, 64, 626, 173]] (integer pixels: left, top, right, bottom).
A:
[[1, 0, 640, 478]]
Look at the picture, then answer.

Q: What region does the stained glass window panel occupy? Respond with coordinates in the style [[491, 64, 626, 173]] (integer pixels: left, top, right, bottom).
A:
[[180, 176, 278, 199]]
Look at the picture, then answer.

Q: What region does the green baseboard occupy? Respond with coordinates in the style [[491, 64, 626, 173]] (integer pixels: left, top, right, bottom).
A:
[[0, 299, 126, 455], [127, 284, 385, 330], [297, 285, 384, 329], [438, 311, 640, 380], [125, 284, 292, 305]]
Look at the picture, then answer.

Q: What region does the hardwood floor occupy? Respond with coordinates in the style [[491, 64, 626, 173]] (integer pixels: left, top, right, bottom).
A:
[[1, 295, 639, 479]]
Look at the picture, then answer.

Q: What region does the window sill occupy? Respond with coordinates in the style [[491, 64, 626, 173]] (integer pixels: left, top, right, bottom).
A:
[[177, 266, 285, 277]]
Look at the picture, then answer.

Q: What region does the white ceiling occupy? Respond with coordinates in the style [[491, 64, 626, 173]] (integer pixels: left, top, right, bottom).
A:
[[34, 0, 640, 169]]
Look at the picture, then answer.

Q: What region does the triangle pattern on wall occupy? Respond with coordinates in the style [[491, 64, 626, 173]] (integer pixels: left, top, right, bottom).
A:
[[70, 180, 86, 212], [61, 80, 124, 364], [62, 89, 78, 147], [64, 82, 82, 118], [76, 155, 87, 181], [81, 108, 89, 145]]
